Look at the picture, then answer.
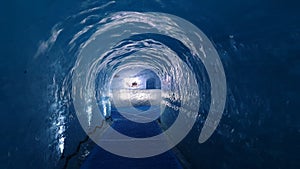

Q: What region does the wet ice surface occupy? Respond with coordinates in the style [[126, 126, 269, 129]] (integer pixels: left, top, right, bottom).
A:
[[81, 112, 183, 169], [2, 0, 300, 169]]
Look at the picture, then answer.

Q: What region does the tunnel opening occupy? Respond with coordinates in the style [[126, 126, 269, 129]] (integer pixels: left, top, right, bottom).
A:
[[146, 78, 156, 89], [103, 67, 163, 123]]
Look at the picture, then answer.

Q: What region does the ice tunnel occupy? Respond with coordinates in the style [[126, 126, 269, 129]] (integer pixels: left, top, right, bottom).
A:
[[2, 1, 300, 169]]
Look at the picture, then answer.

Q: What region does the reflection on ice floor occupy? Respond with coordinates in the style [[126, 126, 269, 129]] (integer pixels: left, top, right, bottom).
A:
[[109, 89, 162, 123], [81, 106, 184, 169]]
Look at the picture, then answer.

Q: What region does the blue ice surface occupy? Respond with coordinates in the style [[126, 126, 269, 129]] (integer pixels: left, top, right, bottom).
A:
[[1, 0, 300, 169], [81, 107, 183, 169]]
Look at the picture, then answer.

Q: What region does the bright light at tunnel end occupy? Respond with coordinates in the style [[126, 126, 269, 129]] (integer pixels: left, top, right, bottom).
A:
[[71, 11, 227, 158]]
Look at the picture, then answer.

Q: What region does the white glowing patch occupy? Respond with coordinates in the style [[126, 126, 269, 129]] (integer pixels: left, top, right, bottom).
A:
[[58, 125, 65, 135], [58, 137, 65, 154], [131, 91, 151, 100], [123, 77, 141, 88], [113, 89, 161, 103], [86, 104, 92, 126], [103, 104, 107, 117], [119, 92, 130, 100]]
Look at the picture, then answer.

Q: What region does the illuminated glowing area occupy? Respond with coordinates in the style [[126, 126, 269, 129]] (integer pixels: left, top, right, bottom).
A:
[[112, 89, 162, 107], [110, 67, 161, 91], [105, 67, 163, 122], [123, 77, 142, 88]]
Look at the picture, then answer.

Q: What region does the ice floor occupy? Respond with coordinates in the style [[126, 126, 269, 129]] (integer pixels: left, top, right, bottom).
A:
[[80, 107, 183, 169]]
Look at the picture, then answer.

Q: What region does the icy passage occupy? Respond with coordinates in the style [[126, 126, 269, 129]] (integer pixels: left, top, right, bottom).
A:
[[81, 106, 184, 169]]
